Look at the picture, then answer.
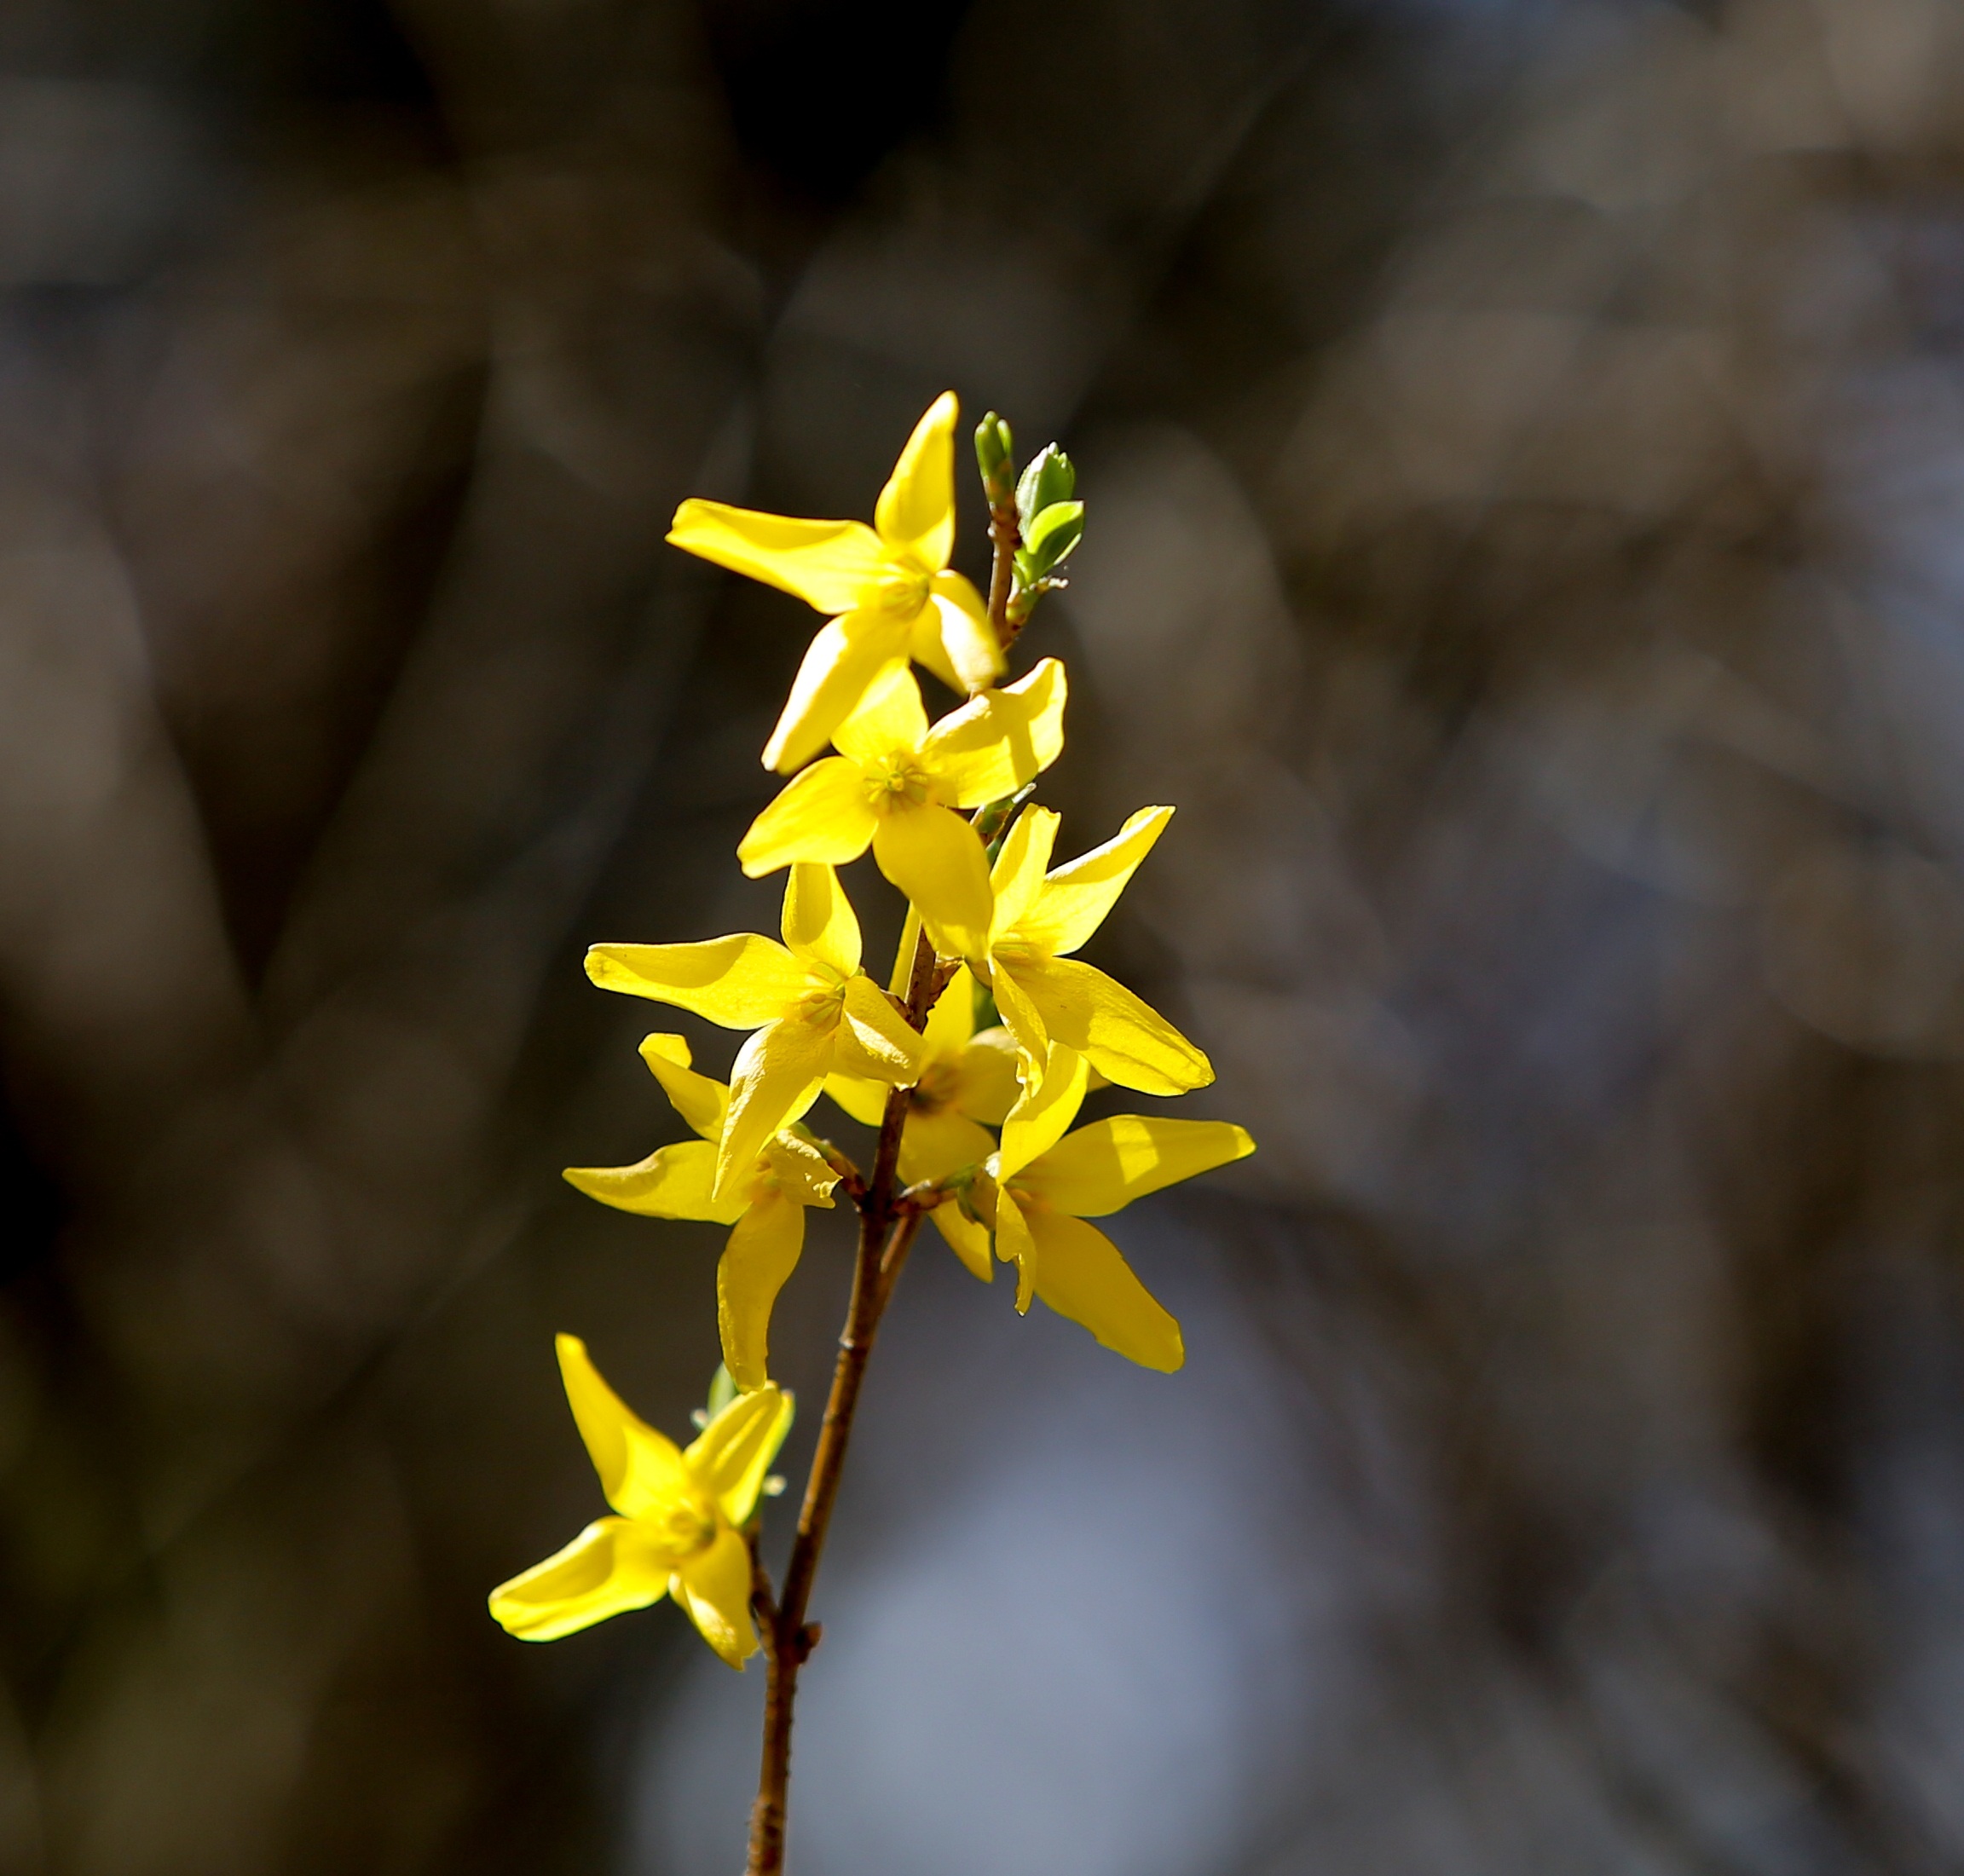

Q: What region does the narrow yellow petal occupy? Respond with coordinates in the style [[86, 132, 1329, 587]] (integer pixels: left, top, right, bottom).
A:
[[488, 1516, 674, 1642], [763, 616, 912, 774], [920, 962, 977, 1054], [717, 1018, 835, 1202], [639, 1033, 730, 1141], [998, 1043, 1089, 1183], [987, 806, 1060, 946], [930, 1200, 994, 1283], [1008, 953, 1214, 1095], [1019, 1118, 1255, 1218], [556, 1334, 691, 1520], [822, 1070, 890, 1127], [685, 1384, 795, 1526], [871, 802, 995, 959], [563, 1139, 745, 1225], [835, 973, 927, 1083], [739, 758, 876, 876], [952, 1027, 1020, 1125], [986, 956, 1049, 1077], [586, 934, 810, 1028], [1011, 806, 1175, 958], [780, 863, 862, 979], [671, 1523, 760, 1668], [925, 571, 1004, 692], [995, 1187, 1037, 1313], [717, 1194, 806, 1395], [1024, 1209, 1184, 1372], [874, 391, 958, 569], [834, 661, 930, 765], [897, 1107, 996, 1187], [920, 658, 1068, 808], [761, 1132, 840, 1206], [667, 499, 885, 614], [887, 900, 925, 996]]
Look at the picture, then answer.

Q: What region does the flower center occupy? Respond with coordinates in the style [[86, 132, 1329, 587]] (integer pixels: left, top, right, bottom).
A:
[[654, 1493, 717, 1556], [864, 752, 933, 808], [873, 567, 930, 616], [908, 1056, 962, 1116]]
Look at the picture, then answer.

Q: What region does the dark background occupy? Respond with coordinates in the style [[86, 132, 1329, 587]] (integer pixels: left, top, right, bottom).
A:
[[5, 0, 1964, 1871]]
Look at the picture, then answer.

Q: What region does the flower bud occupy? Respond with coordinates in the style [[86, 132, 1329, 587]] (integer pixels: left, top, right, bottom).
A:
[[974, 412, 1015, 505]]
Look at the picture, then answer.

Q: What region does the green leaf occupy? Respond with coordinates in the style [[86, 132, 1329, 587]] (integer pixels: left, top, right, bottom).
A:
[[1021, 499, 1083, 575], [1015, 445, 1075, 528]]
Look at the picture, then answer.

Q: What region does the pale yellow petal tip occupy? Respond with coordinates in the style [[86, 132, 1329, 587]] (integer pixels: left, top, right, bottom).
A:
[[639, 1033, 692, 1070]]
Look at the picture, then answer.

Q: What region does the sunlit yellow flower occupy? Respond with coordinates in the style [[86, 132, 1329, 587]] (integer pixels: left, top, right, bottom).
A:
[[825, 964, 1020, 1279], [973, 805, 1213, 1096], [488, 1335, 791, 1664], [586, 864, 926, 1204], [669, 393, 1003, 773], [565, 1035, 839, 1391], [982, 1046, 1255, 1371], [737, 660, 1066, 958]]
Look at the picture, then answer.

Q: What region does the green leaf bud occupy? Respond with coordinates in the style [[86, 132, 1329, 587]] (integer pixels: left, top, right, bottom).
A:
[[974, 413, 1015, 503], [1015, 444, 1076, 528], [1021, 499, 1083, 575]]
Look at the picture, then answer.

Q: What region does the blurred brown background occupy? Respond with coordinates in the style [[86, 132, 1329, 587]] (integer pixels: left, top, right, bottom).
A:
[[6, 0, 1964, 1871]]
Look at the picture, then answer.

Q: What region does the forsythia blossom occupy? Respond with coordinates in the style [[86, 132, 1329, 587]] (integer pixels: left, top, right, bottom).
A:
[[488, 1336, 791, 1665], [668, 392, 1002, 772], [564, 1035, 839, 1392]]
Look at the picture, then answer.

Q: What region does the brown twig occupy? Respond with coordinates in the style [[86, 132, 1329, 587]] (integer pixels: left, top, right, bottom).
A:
[[743, 472, 1025, 1876]]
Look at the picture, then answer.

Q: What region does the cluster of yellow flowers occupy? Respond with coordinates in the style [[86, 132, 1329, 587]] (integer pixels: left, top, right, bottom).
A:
[[488, 394, 1255, 1672]]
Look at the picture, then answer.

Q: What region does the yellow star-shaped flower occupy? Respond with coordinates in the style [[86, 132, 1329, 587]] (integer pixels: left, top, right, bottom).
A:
[[669, 392, 1003, 773], [565, 1034, 840, 1392], [983, 1046, 1256, 1371], [824, 964, 1020, 1279], [975, 805, 1214, 1097], [737, 659, 1066, 958], [488, 1335, 792, 1665], [586, 863, 926, 1204]]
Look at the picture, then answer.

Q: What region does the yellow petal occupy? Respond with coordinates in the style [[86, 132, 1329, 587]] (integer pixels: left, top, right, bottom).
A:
[[557, 1334, 692, 1521], [667, 499, 885, 614], [952, 1027, 1020, 1125], [835, 973, 927, 1083], [717, 1017, 835, 1202], [897, 1107, 996, 1187], [871, 802, 995, 959], [639, 1033, 730, 1141], [1023, 1209, 1184, 1372], [761, 1132, 841, 1206], [763, 616, 912, 774], [987, 806, 1060, 946], [716, 1192, 807, 1393], [998, 1043, 1089, 1182], [873, 390, 958, 569], [930, 1200, 994, 1283], [685, 1384, 795, 1526], [921, 962, 977, 1055], [822, 1070, 890, 1127], [995, 1188, 1037, 1313], [488, 1516, 674, 1642], [563, 1138, 745, 1225], [671, 1523, 760, 1668], [1008, 953, 1214, 1095], [924, 571, 1003, 693], [1020, 1118, 1255, 1218], [586, 934, 810, 1028], [834, 661, 929, 765], [887, 901, 926, 997], [986, 956, 1049, 1077], [1012, 806, 1174, 958], [780, 863, 861, 978], [739, 758, 878, 876], [920, 658, 1068, 807]]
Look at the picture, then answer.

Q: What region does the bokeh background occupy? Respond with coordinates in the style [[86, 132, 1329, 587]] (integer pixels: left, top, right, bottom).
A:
[[6, 0, 1964, 1870]]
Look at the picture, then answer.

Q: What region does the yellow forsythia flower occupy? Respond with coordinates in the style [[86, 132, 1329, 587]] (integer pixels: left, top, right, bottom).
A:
[[985, 1046, 1255, 1371], [488, 1336, 791, 1665], [824, 963, 1020, 1279], [586, 864, 924, 1204], [975, 805, 1214, 1096], [737, 659, 1067, 958], [668, 392, 1002, 772], [565, 1035, 839, 1392]]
